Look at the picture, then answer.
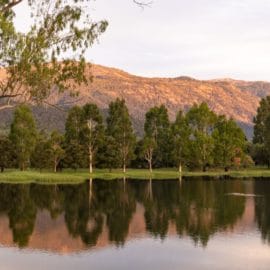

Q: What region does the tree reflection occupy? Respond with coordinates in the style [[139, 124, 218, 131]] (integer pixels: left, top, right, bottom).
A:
[[0, 179, 250, 249], [254, 179, 270, 243], [93, 179, 136, 246], [133, 178, 246, 246], [0, 185, 37, 247]]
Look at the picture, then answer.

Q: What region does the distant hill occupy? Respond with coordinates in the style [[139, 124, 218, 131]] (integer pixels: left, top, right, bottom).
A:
[[1, 64, 269, 139]]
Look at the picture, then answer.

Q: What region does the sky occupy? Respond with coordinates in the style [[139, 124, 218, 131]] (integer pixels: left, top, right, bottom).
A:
[[14, 0, 270, 80]]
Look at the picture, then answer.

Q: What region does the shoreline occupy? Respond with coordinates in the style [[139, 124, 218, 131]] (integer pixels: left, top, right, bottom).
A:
[[0, 168, 270, 184]]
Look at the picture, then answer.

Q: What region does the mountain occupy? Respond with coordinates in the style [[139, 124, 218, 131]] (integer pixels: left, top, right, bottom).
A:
[[1, 64, 269, 139]]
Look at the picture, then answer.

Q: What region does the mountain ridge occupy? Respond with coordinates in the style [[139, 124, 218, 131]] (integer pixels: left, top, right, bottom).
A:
[[1, 64, 269, 139]]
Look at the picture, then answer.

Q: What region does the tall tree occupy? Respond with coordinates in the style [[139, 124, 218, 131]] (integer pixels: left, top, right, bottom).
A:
[[141, 136, 156, 173], [213, 116, 247, 171], [252, 96, 270, 166], [81, 103, 104, 173], [31, 131, 51, 171], [9, 105, 37, 170], [97, 135, 121, 172], [106, 99, 136, 173], [0, 0, 107, 110], [172, 110, 191, 173], [64, 106, 85, 169], [48, 130, 65, 173], [144, 105, 172, 167], [253, 96, 270, 144], [186, 103, 217, 171]]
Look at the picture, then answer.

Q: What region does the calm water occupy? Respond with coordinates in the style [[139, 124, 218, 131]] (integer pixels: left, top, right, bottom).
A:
[[0, 178, 270, 269]]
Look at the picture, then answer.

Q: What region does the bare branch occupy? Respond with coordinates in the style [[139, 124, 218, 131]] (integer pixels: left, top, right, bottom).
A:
[[0, 104, 14, 110], [0, 93, 22, 99], [133, 0, 153, 8], [1, 0, 23, 13]]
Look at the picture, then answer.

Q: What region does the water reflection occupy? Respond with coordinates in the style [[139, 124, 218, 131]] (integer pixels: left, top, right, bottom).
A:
[[0, 178, 268, 252], [254, 179, 270, 243]]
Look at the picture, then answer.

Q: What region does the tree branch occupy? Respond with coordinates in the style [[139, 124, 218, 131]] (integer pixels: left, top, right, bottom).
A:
[[1, 0, 24, 13], [133, 0, 153, 8], [0, 93, 22, 99], [0, 104, 14, 110]]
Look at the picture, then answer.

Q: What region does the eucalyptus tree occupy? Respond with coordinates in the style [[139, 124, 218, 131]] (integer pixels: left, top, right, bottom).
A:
[[212, 116, 246, 171], [141, 136, 156, 173], [48, 130, 65, 173], [252, 96, 270, 166], [253, 96, 270, 144], [9, 105, 37, 170], [0, 0, 107, 110], [31, 131, 51, 171], [97, 135, 121, 172], [106, 99, 136, 173], [64, 106, 85, 169], [81, 103, 104, 174], [144, 105, 172, 167], [172, 110, 191, 174], [186, 103, 217, 171]]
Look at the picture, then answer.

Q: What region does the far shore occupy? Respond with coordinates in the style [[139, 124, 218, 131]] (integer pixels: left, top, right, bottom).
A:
[[0, 168, 270, 184]]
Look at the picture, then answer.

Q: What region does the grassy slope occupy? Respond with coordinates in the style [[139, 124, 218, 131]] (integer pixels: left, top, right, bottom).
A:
[[0, 168, 270, 184]]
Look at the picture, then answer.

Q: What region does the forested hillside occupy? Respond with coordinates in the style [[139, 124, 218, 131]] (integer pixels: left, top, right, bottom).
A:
[[1, 64, 270, 139]]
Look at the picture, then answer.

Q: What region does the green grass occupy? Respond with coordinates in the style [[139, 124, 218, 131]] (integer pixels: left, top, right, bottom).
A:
[[1, 167, 270, 184]]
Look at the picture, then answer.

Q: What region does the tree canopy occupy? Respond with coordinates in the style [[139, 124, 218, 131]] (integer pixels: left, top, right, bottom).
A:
[[0, 0, 108, 110]]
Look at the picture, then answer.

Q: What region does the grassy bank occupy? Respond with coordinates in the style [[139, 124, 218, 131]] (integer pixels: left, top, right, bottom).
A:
[[0, 168, 270, 184]]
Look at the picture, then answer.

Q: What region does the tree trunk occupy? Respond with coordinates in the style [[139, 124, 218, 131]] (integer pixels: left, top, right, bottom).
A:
[[149, 160, 152, 173], [89, 147, 93, 174], [1, 167, 4, 173], [179, 162, 182, 174], [54, 158, 57, 173], [123, 161, 126, 173]]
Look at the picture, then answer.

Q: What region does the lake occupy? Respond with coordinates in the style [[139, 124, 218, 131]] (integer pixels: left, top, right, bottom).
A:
[[0, 178, 269, 269]]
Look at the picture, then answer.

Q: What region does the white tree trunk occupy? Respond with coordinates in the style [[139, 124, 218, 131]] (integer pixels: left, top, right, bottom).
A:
[[149, 159, 152, 173], [179, 162, 182, 174], [89, 147, 93, 174], [54, 158, 57, 173]]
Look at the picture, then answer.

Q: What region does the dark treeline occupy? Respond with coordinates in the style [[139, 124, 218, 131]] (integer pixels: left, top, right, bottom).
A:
[[0, 99, 253, 173]]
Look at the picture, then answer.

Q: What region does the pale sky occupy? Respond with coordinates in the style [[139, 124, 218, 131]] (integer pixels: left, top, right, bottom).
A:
[[14, 0, 270, 80]]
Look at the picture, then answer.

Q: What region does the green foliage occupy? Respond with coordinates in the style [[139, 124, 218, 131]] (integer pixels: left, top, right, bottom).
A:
[[9, 105, 37, 170], [213, 117, 247, 170], [253, 96, 270, 144], [97, 136, 122, 171], [64, 106, 85, 169], [48, 130, 65, 172], [144, 105, 172, 167], [249, 143, 269, 166], [186, 103, 217, 170], [106, 99, 136, 172], [0, 0, 108, 109], [81, 103, 104, 173], [31, 131, 51, 171], [172, 110, 191, 171], [140, 136, 157, 172], [251, 96, 270, 166], [0, 134, 14, 171], [1, 100, 254, 172]]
